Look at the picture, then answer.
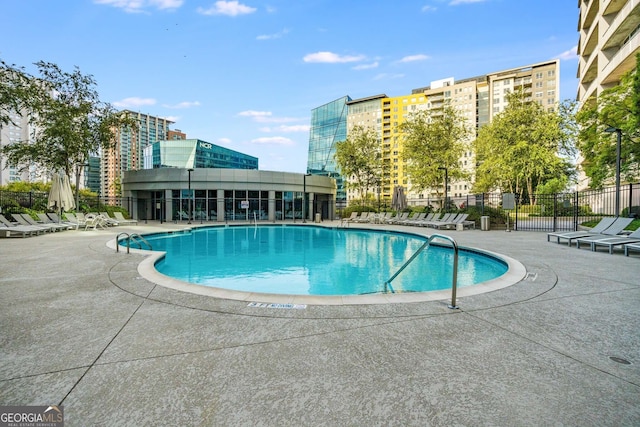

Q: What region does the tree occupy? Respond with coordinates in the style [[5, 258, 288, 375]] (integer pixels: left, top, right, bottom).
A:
[[334, 125, 381, 205], [576, 54, 640, 188], [0, 60, 137, 207], [473, 89, 577, 202], [400, 104, 470, 198], [0, 60, 36, 126]]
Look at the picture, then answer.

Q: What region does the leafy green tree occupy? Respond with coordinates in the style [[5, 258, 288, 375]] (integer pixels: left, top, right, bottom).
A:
[[334, 125, 382, 205], [576, 54, 639, 188], [0, 60, 137, 207], [473, 89, 577, 202], [400, 103, 470, 198], [0, 60, 37, 126]]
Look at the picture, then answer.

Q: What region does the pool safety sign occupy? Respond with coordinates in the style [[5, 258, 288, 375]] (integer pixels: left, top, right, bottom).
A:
[[247, 302, 307, 309]]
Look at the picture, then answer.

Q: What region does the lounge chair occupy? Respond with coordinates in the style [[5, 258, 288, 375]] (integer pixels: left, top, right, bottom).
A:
[[37, 213, 75, 231], [576, 221, 639, 253], [47, 213, 80, 230], [397, 212, 420, 225], [99, 212, 120, 226], [546, 217, 616, 245], [403, 212, 427, 226], [353, 212, 370, 223], [422, 213, 455, 228], [12, 214, 57, 232], [0, 214, 43, 237], [343, 212, 359, 223], [434, 213, 472, 230], [84, 213, 108, 230], [574, 217, 634, 249], [624, 242, 640, 257], [113, 211, 138, 225], [387, 212, 409, 224], [409, 213, 435, 226], [64, 213, 86, 228]]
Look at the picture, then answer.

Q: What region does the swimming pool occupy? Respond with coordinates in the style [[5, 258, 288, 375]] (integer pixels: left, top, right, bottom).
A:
[[125, 225, 523, 304]]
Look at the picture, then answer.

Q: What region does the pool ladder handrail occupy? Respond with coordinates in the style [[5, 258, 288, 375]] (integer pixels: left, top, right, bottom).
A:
[[116, 232, 152, 253], [383, 233, 459, 309]]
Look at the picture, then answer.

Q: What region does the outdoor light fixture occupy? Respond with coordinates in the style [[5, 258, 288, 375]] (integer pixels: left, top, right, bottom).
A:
[[604, 127, 622, 217], [187, 168, 194, 224], [438, 167, 448, 213]]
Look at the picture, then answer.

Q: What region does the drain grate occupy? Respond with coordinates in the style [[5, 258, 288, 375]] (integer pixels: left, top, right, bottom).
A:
[[609, 356, 631, 365]]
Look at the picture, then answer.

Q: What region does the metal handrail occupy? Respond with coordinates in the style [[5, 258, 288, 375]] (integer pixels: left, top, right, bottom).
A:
[[116, 232, 152, 253], [383, 233, 460, 309]]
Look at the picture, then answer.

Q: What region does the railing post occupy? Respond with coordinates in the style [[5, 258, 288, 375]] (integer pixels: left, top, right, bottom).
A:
[[574, 191, 579, 231]]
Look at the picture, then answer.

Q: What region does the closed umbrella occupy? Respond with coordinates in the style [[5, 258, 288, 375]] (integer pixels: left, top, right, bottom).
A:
[[391, 186, 407, 211], [48, 171, 76, 222]]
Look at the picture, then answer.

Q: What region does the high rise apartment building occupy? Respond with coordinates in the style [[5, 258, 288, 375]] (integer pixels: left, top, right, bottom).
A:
[[101, 110, 173, 198], [0, 111, 34, 185], [326, 60, 560, 206], [577, 0, 640, 103]]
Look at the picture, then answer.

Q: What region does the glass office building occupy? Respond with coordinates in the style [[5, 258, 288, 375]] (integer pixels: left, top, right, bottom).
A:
[[143, 139, 258, 170], [307, 96, 351, 208]]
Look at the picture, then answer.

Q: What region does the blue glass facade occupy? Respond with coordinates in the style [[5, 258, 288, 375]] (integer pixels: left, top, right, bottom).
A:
[[307, 96, 350, 207], [143, 139, 258, 170]]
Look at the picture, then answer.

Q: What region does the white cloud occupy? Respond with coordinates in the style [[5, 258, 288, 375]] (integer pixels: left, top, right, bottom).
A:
[[259, 125, 310, 133], [251, 136, 294, 146], [303, 51, 365, 64], [197, 1, 256, 16], [238, 110, 299, 123], [421, 5, 437, 12], [162, 101, 201, 109], [398, 54, 430, 63], [556, 45, 578, 61], [94, 0, 183, 13], [113, 97, 156, 108], [217, 137, 232, 145], [257, 28, 290, 40], [352, 61, 379, 70], [449, 0, 486, 5], [373, 73, 405, 81]]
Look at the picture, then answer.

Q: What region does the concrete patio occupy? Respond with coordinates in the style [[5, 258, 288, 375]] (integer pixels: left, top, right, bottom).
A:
[[0, 221, 638, 426]]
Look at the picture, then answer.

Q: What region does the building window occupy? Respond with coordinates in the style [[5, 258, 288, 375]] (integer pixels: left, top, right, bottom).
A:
[[547, 70, 555, 77], [535, 72, 543, 79]]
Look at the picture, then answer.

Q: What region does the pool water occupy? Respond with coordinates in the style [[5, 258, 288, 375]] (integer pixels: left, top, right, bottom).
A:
[[132, 225, 508, 296]]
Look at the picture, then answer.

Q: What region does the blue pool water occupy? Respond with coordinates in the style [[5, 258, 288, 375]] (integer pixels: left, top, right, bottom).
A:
[[129, 225, 508, 296]]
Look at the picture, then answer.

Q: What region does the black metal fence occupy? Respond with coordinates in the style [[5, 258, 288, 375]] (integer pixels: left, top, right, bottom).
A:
[[1, 182, 638, 231]]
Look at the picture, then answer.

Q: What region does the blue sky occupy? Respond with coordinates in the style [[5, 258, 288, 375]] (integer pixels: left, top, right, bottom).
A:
[[1, 0, 579, 173]]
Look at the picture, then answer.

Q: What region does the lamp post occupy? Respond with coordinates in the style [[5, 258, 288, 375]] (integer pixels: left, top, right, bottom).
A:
[[438, 167, 448, 213], [187, 168, 194, 224], [604, 127, 622, 217], [303, 173, 311, 223]]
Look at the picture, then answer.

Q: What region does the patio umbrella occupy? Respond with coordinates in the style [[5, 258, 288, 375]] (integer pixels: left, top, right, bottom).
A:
[[48, 171, 76, 222], [391, 186, 407, 211]]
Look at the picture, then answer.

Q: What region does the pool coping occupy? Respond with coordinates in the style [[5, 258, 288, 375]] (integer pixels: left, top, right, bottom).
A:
[[107, 224, 527, 306]]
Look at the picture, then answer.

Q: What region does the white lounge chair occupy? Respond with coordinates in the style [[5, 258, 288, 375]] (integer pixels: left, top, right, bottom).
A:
[[577, 222, 640, 253], [0, 214, 43, 237], [546, 217, 616, 245], [37, 213, 75, 231], [113, 212, 137, 224], [574, 217, 634, 249], [624, 242, 640, 256], [12, 214, 58, 232]]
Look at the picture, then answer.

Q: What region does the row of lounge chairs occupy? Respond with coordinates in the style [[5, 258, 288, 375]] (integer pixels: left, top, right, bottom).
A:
[[343, 211, 475, 229], [0, 211, 137, 238], [547, 216, 640, 256]]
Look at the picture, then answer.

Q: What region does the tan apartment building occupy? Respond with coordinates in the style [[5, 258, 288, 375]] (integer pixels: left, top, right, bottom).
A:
[[101, 110, 173, 198], [577, 0, 640, 103], [576, 0, 639, 189], [341, 60, 560, 207]]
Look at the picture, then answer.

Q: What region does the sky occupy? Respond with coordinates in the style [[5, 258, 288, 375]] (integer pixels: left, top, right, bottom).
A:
[[1, 0, 580, 174]]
